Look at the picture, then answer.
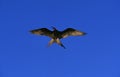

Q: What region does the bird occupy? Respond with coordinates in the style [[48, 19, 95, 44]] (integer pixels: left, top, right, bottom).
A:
[[30, 26, 87, 49]]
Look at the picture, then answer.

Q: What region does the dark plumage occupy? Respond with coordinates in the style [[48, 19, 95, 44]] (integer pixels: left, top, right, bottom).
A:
[[30, 27, 86, 49]]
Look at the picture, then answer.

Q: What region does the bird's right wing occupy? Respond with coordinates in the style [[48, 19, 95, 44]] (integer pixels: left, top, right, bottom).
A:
[[30, 28, 53, 38], [61, 28, 86, 38]]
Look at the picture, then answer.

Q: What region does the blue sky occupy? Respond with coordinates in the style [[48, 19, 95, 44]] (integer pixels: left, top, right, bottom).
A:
[[0, 0, 120, 77]]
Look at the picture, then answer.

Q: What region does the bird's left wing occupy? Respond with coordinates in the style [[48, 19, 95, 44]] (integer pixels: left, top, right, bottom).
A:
[[30, 28, 53, 38], [61, 28, 86, 38]]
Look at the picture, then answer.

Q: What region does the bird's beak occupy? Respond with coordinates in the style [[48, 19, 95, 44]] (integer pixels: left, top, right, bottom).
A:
[[51, 26, 56, 30]]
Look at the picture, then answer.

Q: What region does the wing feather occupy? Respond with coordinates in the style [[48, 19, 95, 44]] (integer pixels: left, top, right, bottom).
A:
[[30, 28, 53, 38], [61, 28, 86, 38]]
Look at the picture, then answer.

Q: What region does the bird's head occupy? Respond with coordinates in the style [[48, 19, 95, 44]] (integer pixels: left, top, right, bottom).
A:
[[51, 26, 57, 31]]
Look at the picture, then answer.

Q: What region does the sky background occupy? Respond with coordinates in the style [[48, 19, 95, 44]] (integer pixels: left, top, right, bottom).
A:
[[0, 0, 120, 77]]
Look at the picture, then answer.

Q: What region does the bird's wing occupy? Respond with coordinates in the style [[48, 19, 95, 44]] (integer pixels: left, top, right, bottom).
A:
[[61, 28, 86, 38], [30, 28, 53, 38]]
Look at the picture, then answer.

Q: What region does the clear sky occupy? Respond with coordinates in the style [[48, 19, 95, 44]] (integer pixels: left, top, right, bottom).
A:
[[0, 0, 120, 77]]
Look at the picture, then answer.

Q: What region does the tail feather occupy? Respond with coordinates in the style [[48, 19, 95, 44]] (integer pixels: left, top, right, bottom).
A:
[[48, 38, 66, 49], [48, 39, 54, 47], [56, 38, 66, 49]]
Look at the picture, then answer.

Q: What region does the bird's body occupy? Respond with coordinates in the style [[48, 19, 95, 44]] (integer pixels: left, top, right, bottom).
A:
[[30, 27, 86, 49]]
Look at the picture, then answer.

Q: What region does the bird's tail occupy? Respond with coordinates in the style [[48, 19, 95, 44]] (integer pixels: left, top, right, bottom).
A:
[[48, 39, 55, 47], [48, 38, 66, 49], [55, 38, 66, 49]]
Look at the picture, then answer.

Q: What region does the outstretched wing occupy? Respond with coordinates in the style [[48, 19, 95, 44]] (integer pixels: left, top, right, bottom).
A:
[[61, 28, 86, 38], [30, 28, 53, 38]]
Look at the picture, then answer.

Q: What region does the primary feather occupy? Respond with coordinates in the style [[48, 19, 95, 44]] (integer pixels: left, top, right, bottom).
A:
[[30, 28, 53, 38], [61, 28, 86, 38]]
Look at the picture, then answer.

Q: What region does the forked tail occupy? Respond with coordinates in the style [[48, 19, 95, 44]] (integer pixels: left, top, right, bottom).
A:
[[48, 38, 66, 49]]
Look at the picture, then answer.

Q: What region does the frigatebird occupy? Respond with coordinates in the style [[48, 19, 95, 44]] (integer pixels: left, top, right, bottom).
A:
[[30, 27, 86, 49]]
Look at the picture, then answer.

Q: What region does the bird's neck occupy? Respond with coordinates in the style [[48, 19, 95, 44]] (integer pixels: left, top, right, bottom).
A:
[[53, 29, 58, 36], [53, 29, 57, 31]]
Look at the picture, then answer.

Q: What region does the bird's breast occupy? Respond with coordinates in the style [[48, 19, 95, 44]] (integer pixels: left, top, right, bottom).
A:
[[52, 31, 61, 39]]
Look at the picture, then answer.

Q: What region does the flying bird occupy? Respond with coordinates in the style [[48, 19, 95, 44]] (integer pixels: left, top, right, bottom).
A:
[[30, 27, 87, 49]]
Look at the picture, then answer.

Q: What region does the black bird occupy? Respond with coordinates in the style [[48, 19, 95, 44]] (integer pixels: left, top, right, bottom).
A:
[[30, 27, 86, 49]]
